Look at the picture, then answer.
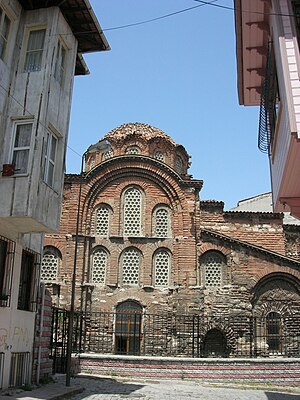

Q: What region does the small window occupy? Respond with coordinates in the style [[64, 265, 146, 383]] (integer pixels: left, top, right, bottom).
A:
[[95, 205, 110, 236], [121, 248, 141, 286], [103, 149, 113, 160], [12, 122, 33, 174], [24, 28, 46, 72], [0, 235, 15, 307], [54, 40, 66, 86], [18, 249, 38, 311], [154, 150, 164, 162], [91, 248, 108, 285], [153, 207, 170, 238], [126, 146, 140, 155], [154, 250, 170, 287], [0, 7, 11, 61], [202, 251, 225, 287], [44, 132, 57, 187], [123, 187, 142, 236], [41, 247, 60, 283]]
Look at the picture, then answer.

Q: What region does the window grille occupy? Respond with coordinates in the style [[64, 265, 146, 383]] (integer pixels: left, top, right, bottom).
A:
[[0, 7, 10, 60], [12, 122, 33, 174], [104, 149, 113, 159], [0, 235, 15, 307], [41, 248, 60, 282], [175, 155, 183, 174], [154, 150, 165, 162], [154, 250, 170, 287], [91, 248, 107, 285], [266, 312, 282, 354], [202, 251, 224, 287], [9, 352, 30, 388], [123, 187, 142, 236], [154, 208, 169, 237], [121, 248, 140, 286], [95, 206, 110, 236], [258, 41, 279, 154], [18, 249, 39, 311], [24, 29, 46, 72], [126, 146, 140, 155]]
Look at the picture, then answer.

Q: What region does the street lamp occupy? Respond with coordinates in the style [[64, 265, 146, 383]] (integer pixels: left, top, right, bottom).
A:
[[66, 139, 111, 387]]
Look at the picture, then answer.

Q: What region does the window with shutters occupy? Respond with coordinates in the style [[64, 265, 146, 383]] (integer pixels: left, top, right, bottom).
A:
[[201, 251, 225, 287], [121, 248, 141, 286], [153, 207, 170, 238], [18, 249, 39, 311], [41, 247, 61, 283], [123, 187, 142, 236], [23, 28, 46, 72], [91, 248, 107, 285], [95, 205, 110, 237], [154, 249, 170, 287]]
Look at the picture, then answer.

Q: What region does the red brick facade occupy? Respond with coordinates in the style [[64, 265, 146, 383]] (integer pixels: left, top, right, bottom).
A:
[[44, 123, 300, 356]]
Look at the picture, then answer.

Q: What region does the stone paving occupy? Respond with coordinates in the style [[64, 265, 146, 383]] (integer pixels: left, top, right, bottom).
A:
[[71, 375, 300, 400]]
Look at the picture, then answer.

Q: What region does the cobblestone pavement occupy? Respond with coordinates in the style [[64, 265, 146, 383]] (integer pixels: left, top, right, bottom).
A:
[[70, 376, 300, 400]]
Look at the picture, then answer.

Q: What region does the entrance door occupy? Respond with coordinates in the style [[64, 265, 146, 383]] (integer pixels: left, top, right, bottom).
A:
[[115, 300, 142, 355]]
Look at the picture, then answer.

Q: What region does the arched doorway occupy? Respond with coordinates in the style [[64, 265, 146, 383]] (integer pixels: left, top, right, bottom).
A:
[[203, 328, 228, 357], [115, 300, 142, 355]]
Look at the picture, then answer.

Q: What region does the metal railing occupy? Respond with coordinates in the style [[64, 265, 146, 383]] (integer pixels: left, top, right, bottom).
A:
[[9, 352, 30, 388]]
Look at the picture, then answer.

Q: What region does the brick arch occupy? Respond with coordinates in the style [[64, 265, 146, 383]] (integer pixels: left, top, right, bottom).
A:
[[251, 267, 300, 289], [198, 243, 231, 257], [43, 244, 63, 259]]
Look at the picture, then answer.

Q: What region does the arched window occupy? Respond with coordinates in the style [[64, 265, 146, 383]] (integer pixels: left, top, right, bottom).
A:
[[201, 251, 225, 287], [121, 248, 141, 286], [266, 312, 282, 353], [175, 155, 184, 174], [153, 207, 170, 237], [154, 150, 165, 162], [126, 146, 140, 155], [91, 248, 108, 285], [41, 247, 61, 282], [154, 249, 171, 287], [95, 205, 110, 236], [123, 187, 142, 236], [103, 148, 113, 160]]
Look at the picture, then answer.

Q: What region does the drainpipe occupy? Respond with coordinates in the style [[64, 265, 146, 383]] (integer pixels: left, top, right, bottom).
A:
[[36, 283, 45, 383]]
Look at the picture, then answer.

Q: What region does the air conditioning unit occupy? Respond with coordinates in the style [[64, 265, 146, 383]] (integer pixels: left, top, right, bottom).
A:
[[2, 164, 15, 176]]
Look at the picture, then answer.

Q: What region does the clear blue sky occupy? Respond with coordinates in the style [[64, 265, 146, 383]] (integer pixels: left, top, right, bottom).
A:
[[67, 0, 270, 210]]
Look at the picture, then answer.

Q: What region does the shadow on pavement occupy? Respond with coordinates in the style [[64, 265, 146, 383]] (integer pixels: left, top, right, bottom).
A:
[[265, 392, 300, 400], [75, 376, 144, 397]]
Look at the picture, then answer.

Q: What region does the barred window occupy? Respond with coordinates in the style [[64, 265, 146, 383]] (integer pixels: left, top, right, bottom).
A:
[[154, 150, 165, 162], [154, 250, 170, 287], [175, 155, 184, 174], [202, 251, 225, 287], [95, 205, 110, 236], [266, 312, 282, 354], [41, 247, 60, 282], [121, 248, 141, 286], [126, 146, 140, 155], [0, 235, 15, 307], [123, 187, 142, 236], [154, 207, 170, 237], [91, 248, 107, 285]]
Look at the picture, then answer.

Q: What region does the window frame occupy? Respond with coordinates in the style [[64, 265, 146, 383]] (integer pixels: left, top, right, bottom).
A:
[[23, 26, 46, 73], [0, 6, 11, 62], [266, 311, 282, 354], [91, 247, 108, 286], [153, 249, 171, 288], [54, 38, 67, 86], [201, 250, 226, 288], [41, 246, 61, 283], [10, 120, 34, 175], [18, 249, 39, 312], [123, 186, 143, 237], [120, 247, 141, 287], [153, 205, 171, 238], [95, 204, 111, 237], [44, 130, 58, 188]]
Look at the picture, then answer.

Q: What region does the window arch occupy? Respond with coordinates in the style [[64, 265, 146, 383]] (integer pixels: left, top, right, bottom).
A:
[[201, 251, 225, 287], [41, 246, 61, 282], [123, 187, 142, 236], [153, 206, 170, 238], [154, 249, 171, 287], [120, 248, 141, 286], [95, 205, 111, 236], [266, 311, 282, 353], [126, 145, 140, 155], [91, 247, 108, 285]]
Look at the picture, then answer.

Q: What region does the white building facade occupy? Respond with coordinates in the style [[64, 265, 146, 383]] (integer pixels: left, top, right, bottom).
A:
[[0, 0, 109, 389]]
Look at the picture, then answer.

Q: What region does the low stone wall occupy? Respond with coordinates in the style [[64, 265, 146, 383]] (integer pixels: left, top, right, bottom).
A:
[[78, 354, 300, 387]]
